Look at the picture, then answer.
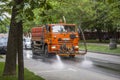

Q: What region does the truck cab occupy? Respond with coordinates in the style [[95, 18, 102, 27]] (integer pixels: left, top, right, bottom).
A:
[[44, 24, 79, 57]]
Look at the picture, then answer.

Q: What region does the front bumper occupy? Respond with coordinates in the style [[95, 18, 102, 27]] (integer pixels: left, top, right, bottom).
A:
[[26, 45, 31, 48], [57, 52, 79, 56], [49, 50, 86, 56], [56, 51, 86, 56], [25, 44, 31, 49], [49, 44, 87, 56]]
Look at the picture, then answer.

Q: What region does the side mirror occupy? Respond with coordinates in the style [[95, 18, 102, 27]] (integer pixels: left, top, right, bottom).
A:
[[45, 25, 50, 32]]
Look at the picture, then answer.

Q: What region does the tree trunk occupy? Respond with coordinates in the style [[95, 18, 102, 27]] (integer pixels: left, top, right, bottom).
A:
[[17, 21, 24, 80], [15, 0, 24, 80], [3, 1, 24, 80], [3, 6, 17, 76]]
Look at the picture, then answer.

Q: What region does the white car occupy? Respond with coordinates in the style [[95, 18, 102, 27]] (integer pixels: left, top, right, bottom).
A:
[[23, 38, 31, 49], [0, 37, 8, 54]]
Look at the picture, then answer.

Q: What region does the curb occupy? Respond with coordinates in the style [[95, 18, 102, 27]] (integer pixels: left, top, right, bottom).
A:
[[87, 51, 120, 56]]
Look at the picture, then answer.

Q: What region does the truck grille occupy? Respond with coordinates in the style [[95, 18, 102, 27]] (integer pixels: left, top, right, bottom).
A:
[[58, 40, 73, 44]]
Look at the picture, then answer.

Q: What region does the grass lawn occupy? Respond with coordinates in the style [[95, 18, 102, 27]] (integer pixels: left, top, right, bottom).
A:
[[81, 40, 120, 44], [0, 62, 45, 80], [0, 55, 3, 58], [79, 43, 120, 55]]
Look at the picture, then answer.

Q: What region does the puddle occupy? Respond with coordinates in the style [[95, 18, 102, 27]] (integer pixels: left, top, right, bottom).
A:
[[25, 50, 33, 59]]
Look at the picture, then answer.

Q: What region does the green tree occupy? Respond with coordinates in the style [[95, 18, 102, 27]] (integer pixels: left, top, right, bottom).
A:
[[1, 1, 50, 80]]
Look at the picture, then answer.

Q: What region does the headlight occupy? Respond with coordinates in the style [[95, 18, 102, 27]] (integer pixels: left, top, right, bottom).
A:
[[75, 46, 79, 48], [51, 46, 56, 49], [63, 38, 70, 40], [54, 36, 56, 38], [26, 42, 31, 45], [76, 35, 79, 38]]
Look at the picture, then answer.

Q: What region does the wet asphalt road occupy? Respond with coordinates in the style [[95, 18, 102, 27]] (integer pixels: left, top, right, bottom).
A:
[[24, 50, 120, 80]]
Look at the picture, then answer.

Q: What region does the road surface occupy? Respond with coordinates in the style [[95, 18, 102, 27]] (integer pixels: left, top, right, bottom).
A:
[[24, 50, 120, 80]]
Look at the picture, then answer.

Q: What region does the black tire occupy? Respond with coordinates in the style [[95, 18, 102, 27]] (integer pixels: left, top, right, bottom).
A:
[[0, 48, 6, 54], [44, 46, 49, 58], [69, 55, 75, 58], [25, 45, 27, 50], [32, 48, 36, 54]]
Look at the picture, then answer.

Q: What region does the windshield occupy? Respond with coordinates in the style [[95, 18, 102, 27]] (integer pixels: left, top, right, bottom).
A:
[[0, 37, 8, 42], [25, 39, 31, 42], [0, 37, 8, 46], [52, 25, 75, 32]]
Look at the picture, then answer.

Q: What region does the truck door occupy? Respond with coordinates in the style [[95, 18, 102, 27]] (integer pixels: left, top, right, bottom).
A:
[[45, 25, 51, 43]]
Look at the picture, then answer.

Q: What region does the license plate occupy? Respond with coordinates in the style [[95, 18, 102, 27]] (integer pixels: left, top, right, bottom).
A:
[[63, 38, 70, 40]]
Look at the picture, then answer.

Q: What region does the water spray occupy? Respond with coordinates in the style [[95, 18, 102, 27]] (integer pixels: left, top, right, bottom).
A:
[[52, 55, 64, 69], [81, 55, 93, 68]]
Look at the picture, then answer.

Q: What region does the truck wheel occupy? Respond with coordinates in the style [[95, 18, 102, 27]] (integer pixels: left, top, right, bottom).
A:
[[25, 45, 27, 50], [69, 55, 75, 58], [44, 46, 49, 58], [32, 48, 36, 54]]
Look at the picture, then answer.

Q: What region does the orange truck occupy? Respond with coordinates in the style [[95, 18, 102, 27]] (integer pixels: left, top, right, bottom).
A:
[[31, 22, 86, 57]]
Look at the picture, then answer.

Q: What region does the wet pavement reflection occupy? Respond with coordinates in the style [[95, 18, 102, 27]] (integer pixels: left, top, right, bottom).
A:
[[24, 50, 33, 59], [24, 50, 120, 79]]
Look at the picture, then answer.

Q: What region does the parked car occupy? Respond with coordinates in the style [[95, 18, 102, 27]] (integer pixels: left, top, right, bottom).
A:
[[0, 37, 8, 54], [23, 38, 31, 49]]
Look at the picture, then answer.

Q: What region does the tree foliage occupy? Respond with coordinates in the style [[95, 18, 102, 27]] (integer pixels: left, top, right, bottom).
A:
[[0, 0, 119, 43], [1, 0, 119, 35], [0, 0, 119, 79]]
